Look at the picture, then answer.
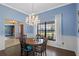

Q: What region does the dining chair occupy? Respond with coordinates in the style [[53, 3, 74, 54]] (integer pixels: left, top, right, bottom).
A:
[[34, 37, 48, 56], [19, 34, 33, 56]]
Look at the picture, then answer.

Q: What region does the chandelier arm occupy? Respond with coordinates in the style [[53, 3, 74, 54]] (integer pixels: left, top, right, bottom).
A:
[[26, 3, 40, 25]]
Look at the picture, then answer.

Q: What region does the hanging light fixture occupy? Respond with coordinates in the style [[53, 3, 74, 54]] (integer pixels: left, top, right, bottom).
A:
[[26, 3, 40, 25]]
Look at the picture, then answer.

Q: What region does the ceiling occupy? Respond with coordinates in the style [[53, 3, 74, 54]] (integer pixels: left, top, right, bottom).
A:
[[4, 3, 67, 15]]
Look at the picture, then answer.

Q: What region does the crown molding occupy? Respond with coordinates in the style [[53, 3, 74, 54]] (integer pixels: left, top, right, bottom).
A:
[[0, 3, 71, 15], [35, 3, 71, 15], [0, 3, 29, 15]]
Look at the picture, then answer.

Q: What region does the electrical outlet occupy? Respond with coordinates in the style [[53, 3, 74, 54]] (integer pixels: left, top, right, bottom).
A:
[[62, 42, 64, 45]]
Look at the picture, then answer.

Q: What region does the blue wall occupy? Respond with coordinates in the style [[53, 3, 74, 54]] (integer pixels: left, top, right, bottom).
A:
[[77, 4, 79, 10], [25, 24, 34, 37], [0, 5, 33, 36], [0, 4, 77, 37], [38, 4, 77, 36]]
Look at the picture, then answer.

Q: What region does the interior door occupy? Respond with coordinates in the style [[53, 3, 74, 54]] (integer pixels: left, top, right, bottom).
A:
[[19, 24, 24, 35]]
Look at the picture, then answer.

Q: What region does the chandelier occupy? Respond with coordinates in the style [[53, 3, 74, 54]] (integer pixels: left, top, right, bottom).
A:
[[26, 4, 40, 25]]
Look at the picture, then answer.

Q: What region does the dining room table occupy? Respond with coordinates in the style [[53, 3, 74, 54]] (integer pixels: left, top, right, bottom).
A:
[[25, 38, 45, 55], [26, 38, 45, 46]]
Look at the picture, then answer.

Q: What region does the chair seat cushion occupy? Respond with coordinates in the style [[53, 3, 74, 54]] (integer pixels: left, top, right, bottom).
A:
[[23, 45, 33, 51]]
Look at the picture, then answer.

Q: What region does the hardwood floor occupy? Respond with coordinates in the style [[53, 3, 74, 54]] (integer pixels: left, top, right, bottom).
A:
[[47, 46, 75, 56], [0, 45, 76, 56]]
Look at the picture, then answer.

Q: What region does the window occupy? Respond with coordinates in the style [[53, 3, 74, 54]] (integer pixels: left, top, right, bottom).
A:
[[37, 21, 56, 41], [37, 23, 45, 37]]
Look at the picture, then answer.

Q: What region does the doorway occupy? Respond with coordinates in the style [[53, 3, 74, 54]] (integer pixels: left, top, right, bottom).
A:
[[19, 24, 24, 35]]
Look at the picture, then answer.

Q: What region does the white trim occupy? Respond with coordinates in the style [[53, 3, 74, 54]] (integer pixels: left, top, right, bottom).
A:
[[76, 52, 79, 56], [35, 3, 71, 15], [55, 14, 62, 41], [0, 36, 6, 50], [76, 8, 79, 56], [47, 36, 77, 52], [4, 24, 15, 25], [76, 10, 79, 36], [76, 9, 78, 56], [0, 3, 28, 15], [76, 37, 79, 56], [0, 3, 71, 15]]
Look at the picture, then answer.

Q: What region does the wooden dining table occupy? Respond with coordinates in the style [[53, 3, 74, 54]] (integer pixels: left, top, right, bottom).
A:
[[26, 38, 44, 46], [25, 38, 45, 55]]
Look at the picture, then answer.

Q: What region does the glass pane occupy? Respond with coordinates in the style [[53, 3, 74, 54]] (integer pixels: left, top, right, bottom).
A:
[[46, 21, 55, 40], [46, 31, 54, 40], [40, 24, 45, 30], [38, 24, 41, 30], [46, 24, 55, 31], [38, 31, 45, 36]]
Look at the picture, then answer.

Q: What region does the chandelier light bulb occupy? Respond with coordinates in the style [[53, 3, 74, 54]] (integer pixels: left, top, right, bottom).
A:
[[25, 4, 40, 25]]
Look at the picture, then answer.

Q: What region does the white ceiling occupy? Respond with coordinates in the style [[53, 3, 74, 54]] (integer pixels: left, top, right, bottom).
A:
[[4, 3, 67, 15]]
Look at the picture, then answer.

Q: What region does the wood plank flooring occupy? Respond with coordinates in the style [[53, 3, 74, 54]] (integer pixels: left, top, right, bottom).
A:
[[0, 45, 76, 56]]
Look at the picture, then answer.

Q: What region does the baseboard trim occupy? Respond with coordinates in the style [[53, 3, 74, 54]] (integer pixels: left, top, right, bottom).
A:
[[47, 36, 77, 52], [75, 51, 79, 56], [47, 45, 75, 53], [5, 44, 20, 49]]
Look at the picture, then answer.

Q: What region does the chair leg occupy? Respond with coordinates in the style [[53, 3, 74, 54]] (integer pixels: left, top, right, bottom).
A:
[[35, 52, 37, 56], [41, 52, 42, 56], [43, 52, 45, 56], [26, 51, 29, 56], [34, 52, 37, 56], [21, 48, 23, 56], [45, 51, 47, 56], [33, 52, 35, 56]]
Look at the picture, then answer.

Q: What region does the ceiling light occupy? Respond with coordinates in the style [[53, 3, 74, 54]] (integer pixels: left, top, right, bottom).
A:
[[26, 3, 40, 26]]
